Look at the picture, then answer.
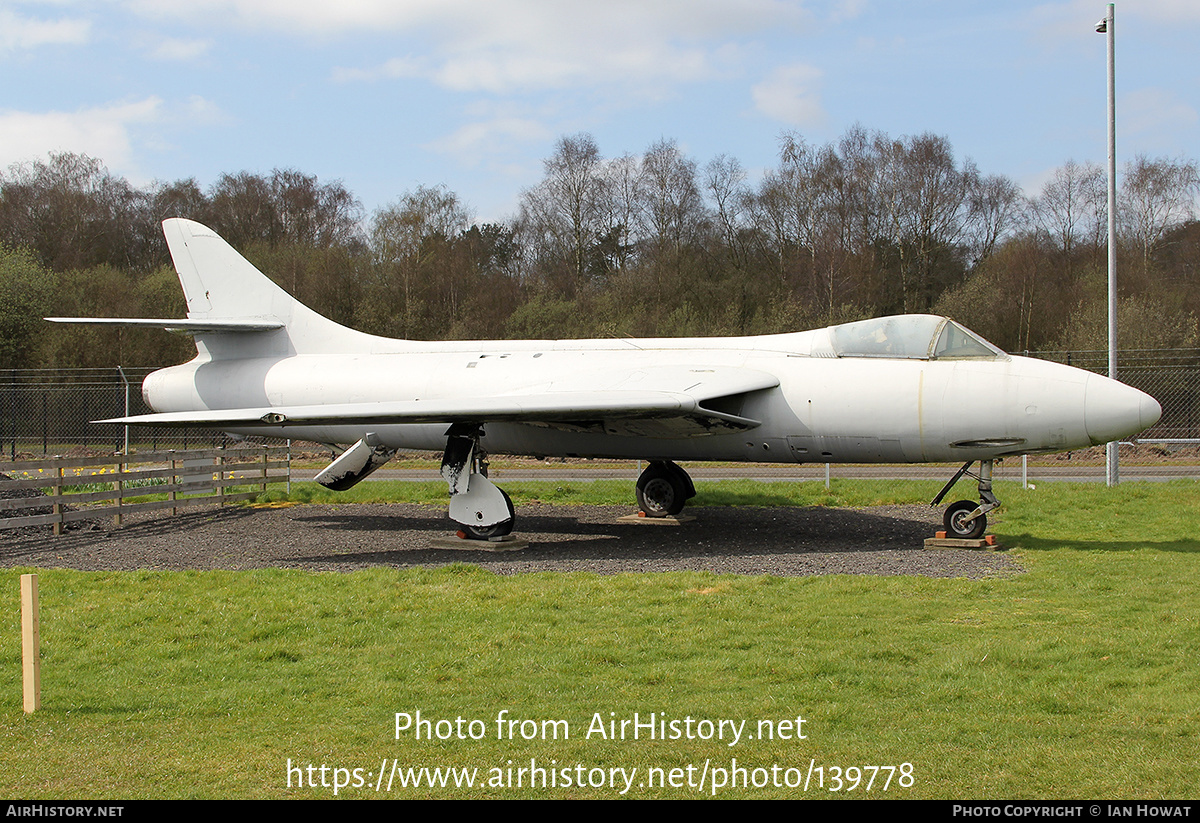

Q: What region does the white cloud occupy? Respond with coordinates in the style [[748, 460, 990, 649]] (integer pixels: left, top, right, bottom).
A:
[[828, 0, 866, 24], [147, 36, 212, 61], [1138, 0, 1200, 23], [752, 63, 827, 127], [0, 99, 163, 172], [125, 0, 799, 38], [0, 96, 224, 180], [331, 56, 426, 84], [429, 116, 551, 160], [1121, 87, 1199, 146], [181, 94, 227, 125], [136, 0, 806, 94], [0, 9, 90, 52]]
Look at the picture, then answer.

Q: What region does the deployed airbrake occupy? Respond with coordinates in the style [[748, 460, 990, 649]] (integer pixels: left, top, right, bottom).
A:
[[48, 219, 1161, 540]]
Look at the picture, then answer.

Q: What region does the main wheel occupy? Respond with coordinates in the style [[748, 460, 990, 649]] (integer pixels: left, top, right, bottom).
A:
[[461, 490, 515, 540], [636, 463, 688, 517], [944, 499, 986, 540]]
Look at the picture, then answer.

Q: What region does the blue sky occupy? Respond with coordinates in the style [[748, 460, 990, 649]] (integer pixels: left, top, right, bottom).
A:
[[2, 0, 1197, 223]]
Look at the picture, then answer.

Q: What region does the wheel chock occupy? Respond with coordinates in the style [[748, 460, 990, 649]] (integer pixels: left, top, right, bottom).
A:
[[924, 534, 1000, 550], [617, 513, 696, 525]]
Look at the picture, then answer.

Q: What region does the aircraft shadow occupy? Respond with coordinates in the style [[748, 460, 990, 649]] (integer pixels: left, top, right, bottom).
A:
[[281, 504, 1019, 578]]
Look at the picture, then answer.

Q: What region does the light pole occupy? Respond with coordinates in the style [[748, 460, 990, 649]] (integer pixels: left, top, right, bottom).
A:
[[1096, 3, 1118, 486]]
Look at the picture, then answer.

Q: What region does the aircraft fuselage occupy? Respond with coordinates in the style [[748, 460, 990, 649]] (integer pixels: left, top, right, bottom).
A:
[[141, 333, 1156, 466]]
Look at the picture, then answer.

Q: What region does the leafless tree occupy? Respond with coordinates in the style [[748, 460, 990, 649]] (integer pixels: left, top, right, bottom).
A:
[[368, 185, 471, 338], [0, 152, 153, 271], [517, 134, 607, 292], [967, 173, 1027, 264], [704, 154, 750, 269], [638, 138, 704, 253], [1032, 160, 1106, 258], [594, 153, 643, 276], [1119, 154, 1200, 272]]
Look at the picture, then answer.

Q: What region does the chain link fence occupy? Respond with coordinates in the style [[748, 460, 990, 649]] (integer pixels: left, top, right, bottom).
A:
[[0, 367, 239, 459], [3, 352, 1197, 490]]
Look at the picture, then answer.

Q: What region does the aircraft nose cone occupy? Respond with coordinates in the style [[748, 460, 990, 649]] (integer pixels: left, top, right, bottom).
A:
[[1084, 374, 1162, 445]]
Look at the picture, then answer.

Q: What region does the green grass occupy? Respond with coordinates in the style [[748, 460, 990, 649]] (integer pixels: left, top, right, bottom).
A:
[[3, 481, 1199, 798]]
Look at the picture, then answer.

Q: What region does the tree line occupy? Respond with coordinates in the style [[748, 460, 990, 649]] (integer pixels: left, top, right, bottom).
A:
[[2, 127, 1198, 370]]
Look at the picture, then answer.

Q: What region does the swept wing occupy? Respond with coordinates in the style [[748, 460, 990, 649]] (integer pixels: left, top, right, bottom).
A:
[[99, 366, 781, 438]]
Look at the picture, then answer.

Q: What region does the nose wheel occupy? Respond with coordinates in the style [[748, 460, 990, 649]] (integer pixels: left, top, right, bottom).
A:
[[932, 459, 999, 540], [944, 499, 988, 539]]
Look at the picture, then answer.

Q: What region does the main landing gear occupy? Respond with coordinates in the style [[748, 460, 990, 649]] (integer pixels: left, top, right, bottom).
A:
[[439, 428, 700, 536], [635, 460, 696, 517], [440, 424, 515, 540], [931, 458, 1000, 540]]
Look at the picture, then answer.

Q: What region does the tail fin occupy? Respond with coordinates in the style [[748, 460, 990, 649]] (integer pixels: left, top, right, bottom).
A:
[[162, 218, 376, 358]]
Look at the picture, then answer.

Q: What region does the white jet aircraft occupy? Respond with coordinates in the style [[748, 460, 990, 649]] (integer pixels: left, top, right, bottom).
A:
[[49, 218, 1161, 540]]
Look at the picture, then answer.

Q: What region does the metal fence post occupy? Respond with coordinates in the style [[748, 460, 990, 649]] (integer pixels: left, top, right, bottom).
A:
[[113, 457, 124, 528]]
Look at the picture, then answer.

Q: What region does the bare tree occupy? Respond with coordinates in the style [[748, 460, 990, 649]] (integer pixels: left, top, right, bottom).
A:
[[517, 134, 607, 292], [704, 154, 749, 269], [594, 153, 643, 276], [0, 152, 153, 271], [205, 169, 362, 250], [368, 185, 471, 338], [151, 178, 208, 224], [1032, 160, 1106, 258], [271, 169, 362, 249], [967, 173, 1027, 264], [1119, 154, 1200, 272], [638, 138, 704, 253]]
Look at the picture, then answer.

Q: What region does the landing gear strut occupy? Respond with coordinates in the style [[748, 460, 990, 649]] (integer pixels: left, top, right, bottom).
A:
[[932, 459, 999, 540], [440, 423, 515, 539], [635, 460, 696, 517]]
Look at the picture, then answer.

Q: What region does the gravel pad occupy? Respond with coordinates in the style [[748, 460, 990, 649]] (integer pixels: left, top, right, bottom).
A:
[[0, 503, 1021, 579]]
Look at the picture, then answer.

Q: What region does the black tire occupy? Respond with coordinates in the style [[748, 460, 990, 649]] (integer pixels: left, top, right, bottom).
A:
[[636, 463, 687, 517], [662, 459, 697, 500], [944, 499, 986, 540], [461, 490, 515, 540]]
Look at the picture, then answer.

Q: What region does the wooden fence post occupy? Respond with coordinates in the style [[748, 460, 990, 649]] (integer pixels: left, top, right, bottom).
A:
[[22, 574, 40, 713]]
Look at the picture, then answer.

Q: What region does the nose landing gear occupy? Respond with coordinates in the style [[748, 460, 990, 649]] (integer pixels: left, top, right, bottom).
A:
[[932, 459, 999, 540]]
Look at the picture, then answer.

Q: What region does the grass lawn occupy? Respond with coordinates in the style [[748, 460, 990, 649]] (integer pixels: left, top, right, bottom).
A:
[[2, 480, 1198, 798]]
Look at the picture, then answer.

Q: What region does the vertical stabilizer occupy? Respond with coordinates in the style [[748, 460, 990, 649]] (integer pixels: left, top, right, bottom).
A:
[[162, 218, 375, 357]]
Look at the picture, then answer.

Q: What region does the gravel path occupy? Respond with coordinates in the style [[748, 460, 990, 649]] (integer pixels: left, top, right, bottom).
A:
[[0, 502, 1021, 578]]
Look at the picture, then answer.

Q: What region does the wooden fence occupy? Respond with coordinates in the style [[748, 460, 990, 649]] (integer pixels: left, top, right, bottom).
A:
[[0, 446, 290, 534]]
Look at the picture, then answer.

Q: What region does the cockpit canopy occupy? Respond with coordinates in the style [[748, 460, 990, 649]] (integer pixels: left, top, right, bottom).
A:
[[829, 315, 1005, 360]]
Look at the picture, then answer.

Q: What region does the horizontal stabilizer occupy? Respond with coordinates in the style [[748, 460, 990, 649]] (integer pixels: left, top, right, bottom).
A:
[[45, 317, 283, 333]]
